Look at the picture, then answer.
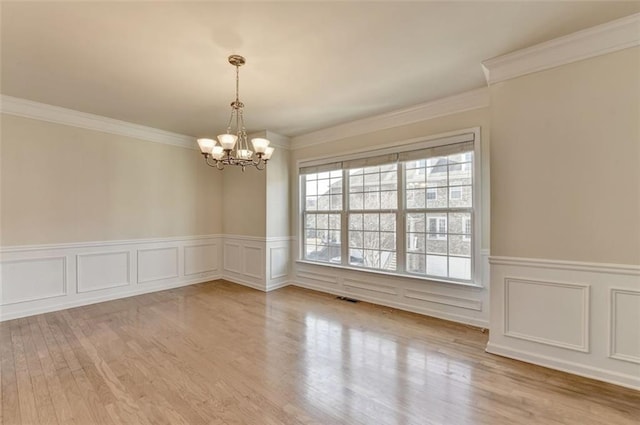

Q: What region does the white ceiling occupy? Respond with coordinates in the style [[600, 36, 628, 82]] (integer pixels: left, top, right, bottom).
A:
[[2, 2, 639, 138]]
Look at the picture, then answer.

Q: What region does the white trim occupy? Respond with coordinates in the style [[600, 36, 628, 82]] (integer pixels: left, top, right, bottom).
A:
[[486, 342, 640, 391], [0, 275, 221, 322], [0, 234, 223, 253], [489, 256, 640, 276], [291, 88, 489, 149], [0, 95, 197, 150], [291, 280, 488, 328], [404, 288, 483, 311], [482, 13, 640, 85]]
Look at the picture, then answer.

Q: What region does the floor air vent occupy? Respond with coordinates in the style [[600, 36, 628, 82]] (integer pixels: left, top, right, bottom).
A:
[[337, 296, 359, 303]]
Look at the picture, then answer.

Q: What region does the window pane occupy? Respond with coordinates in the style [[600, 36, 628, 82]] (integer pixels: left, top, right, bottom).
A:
[[426, 235, 447, 255], [363, 214, 379, 231], [317, 214, 328, 229], [349, 193, 363, 209], [306, 180, 317, 196], [349, 231, 363, 248], [406, 213, 425, 232], [349, 175, 364, 193], [363, 231, 379, 249], [380, 213, 395, 231], [406, 189, 424, 209], [305, 214, 316, 229], [364, 192, 380, 210], [426, 255, 448, 277], [449, 164, 472, 186], [331, 194, 342, 210], [330, 177, 343, 194], [380, 232, 395, 250], [407, 232, 425, 253], [306, 196, 317, 211], [449, 257, 471, 280], [380, 171, 397, 189], [449, 186, 472, 208], [363, 250, 381, 269], [449, 235, 471, 257], [317, 195, 330, 210], [349, 214, 363, 230], [380, 191, 397, 209], [426, 165, 448, 187], [427, 188, 447, 209], [349, 249, 364, 266], [329, 214, 341, 230], [448, 212, 471, 234], [407, 253, 425, 273], [364, 173, 380, 192]]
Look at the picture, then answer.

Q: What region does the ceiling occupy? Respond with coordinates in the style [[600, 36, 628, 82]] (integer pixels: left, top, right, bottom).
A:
[[2, 2, 639, 138]]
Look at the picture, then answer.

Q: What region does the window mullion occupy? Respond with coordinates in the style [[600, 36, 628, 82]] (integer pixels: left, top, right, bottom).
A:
[[341, 168, 348, 267], [396, 162, 406, 274]]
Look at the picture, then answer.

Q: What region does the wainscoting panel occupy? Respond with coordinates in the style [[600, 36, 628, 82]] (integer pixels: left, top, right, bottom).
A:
[[292, 250, 490, 328], [137, 247, 179, 284], [184, 243, 218, 276], [504, 278, 589, 352], [243, 246, 264, 279], [1, 257, 67, 305], [0, 236, 221, 321], [222, 236, 293, 292], [270, 247, 289, 280], [488, 256, 640, 390], [610, 288, 640, 364], [223, 243, 242, 274], [77, 251, 130, 293]]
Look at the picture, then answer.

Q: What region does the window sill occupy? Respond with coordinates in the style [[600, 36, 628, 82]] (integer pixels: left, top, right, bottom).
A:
[[295, 260, 483, 289]]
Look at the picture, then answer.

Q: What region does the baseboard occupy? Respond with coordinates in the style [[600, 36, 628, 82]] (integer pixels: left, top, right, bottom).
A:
[[486, 342, 640, 391], [0, 275, 221, 322], [291, 281, 488, 329], [266, 280, 291, 292]]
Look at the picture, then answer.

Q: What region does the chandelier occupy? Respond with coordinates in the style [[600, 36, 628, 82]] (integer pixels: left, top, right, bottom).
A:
[[196, 55, 273, 171]]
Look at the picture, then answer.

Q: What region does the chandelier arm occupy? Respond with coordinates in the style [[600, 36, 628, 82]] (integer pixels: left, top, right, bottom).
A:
[[204, 155, 218, 168]]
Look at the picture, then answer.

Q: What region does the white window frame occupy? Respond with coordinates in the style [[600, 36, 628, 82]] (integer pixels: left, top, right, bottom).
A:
[[296, 127, 483, 287]]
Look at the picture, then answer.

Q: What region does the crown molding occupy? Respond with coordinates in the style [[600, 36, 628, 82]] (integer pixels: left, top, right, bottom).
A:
[[291, 87, 489, 150], [482, 13, 640, 85], [248, 129, 291, 150], [0, 95, 197, 150]]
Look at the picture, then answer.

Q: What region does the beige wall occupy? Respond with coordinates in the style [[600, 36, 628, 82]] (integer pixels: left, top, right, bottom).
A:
[[0, 114, 222, 245], [290, 107, 491, 250], [221, 164, 267, 237], [266, 145, 290, 238], [490, 47, 640, 265]]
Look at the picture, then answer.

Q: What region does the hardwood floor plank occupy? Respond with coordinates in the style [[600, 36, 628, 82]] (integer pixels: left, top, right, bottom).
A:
[[1, 280, 639, 425]]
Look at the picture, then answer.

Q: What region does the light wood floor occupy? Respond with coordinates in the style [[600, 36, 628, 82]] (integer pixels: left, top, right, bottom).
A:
[[1, 281, 638, 425]]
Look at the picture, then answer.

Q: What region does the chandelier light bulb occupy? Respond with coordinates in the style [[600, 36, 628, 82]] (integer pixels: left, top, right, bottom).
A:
[[263, 146, 274, 160], [211, 146, 224, 160], [251, 138, 270, 154], [218, 134, 238, 150], [197, 138, 216, 154]]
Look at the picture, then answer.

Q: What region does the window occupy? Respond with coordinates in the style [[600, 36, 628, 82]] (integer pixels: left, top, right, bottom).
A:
[[300, 134, 477, 284]]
